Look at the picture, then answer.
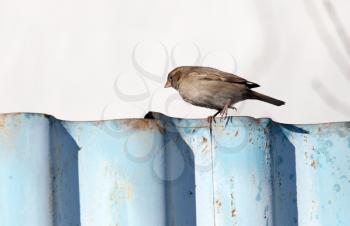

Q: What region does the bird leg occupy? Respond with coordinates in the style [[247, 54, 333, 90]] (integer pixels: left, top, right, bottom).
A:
[[220, 102, 231, 118], [207, 100, 234, 124]]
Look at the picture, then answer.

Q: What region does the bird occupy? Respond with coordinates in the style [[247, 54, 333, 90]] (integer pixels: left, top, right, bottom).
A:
[[164, 66, 285, 123]]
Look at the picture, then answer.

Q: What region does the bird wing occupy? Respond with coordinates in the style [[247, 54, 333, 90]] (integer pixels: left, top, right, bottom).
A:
[[190, 66, 260, 89]]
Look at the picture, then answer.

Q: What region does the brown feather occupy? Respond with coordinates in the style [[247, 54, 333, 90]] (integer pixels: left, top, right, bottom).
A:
[[181, 66, 260, 89]]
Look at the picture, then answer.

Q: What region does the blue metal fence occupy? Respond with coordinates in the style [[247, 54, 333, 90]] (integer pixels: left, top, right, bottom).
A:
[[0, 113, 349, 226]]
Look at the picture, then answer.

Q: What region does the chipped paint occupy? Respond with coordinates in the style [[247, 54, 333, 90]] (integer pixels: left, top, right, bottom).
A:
[[215, 199, 222, 209], [310, 159, 317, 169], [231, 208, 236, 217], [229, 177, 237, 226]]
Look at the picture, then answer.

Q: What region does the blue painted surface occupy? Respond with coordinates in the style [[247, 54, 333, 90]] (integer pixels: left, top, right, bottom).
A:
[[0, 113, 349, 226]]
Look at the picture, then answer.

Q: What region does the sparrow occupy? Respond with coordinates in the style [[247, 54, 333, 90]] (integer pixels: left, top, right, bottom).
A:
[[164, 66, 285, 123]]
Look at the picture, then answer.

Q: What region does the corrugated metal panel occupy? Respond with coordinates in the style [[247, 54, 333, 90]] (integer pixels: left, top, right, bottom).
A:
[[0, 113, 349, 226]]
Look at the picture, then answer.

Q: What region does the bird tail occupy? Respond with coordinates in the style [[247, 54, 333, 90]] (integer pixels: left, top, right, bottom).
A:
[[250, 91, 285, 106]]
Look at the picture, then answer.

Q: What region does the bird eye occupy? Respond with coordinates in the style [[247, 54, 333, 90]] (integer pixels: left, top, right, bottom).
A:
[[169, 76, 172, 80]]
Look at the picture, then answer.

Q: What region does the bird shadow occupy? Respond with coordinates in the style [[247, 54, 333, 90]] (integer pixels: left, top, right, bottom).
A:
[[280, 124, 309, 134]]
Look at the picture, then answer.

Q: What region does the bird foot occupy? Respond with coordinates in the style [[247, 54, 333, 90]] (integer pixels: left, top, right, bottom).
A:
[[207, 116, 216, 124]]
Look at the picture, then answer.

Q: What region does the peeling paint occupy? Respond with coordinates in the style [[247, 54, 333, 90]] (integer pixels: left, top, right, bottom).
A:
[[231, 208, 236, 217], [215, 199, 222, 209], [201, 137, 207, 144]]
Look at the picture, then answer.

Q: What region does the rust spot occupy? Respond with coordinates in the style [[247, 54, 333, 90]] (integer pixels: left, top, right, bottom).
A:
[[255, 118, 261, 124], [155, 121, 165, 134], [231, 208, 237, 217], [229, 177, 237, 225], [122, 119, 165, 133], [199, 136, 209, 153], [0, 114, 23, 150], [235, 130, 239, 137], [124, 119, 153, 129], [0, 115, 5, 128], [0, 113, 22, 129], [310, 159, 317, 168], [215, 199, 222, 208]]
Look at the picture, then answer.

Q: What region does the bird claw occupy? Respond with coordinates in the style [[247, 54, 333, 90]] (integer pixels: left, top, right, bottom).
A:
[[207, 116, 216, 124], [220, 104, 229, 118]]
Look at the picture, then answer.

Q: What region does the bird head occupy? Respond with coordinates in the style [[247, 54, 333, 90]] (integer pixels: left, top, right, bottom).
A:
[[164, 67, 183, 90]]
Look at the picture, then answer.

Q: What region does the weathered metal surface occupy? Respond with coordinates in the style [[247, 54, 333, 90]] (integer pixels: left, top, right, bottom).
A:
[[0, 113, 349, 226]]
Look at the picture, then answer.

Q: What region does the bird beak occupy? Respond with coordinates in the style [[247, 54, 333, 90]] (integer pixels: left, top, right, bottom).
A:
[[164, 81, 171, 88]]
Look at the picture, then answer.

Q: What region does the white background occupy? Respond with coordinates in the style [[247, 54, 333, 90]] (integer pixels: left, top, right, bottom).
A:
[[0, 0, 349, 123]]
